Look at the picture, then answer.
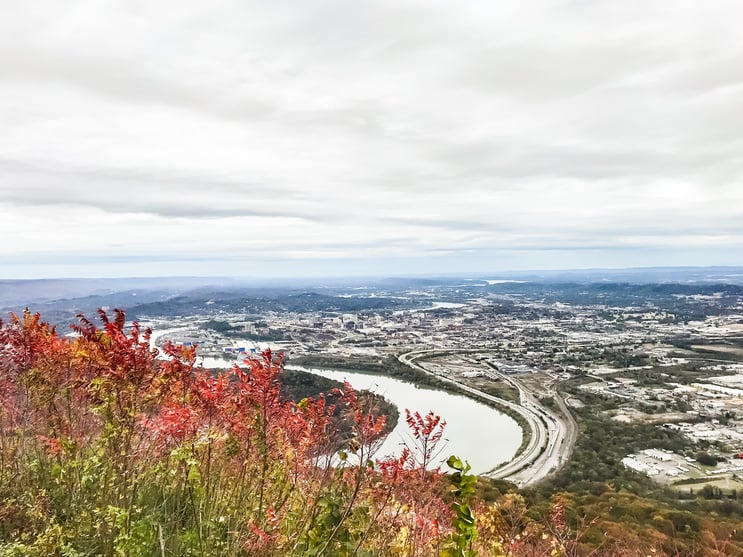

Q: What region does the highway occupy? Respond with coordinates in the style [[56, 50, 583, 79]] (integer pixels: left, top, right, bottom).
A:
[[482, 363, 572, 484], [398, 349, 575, 486]]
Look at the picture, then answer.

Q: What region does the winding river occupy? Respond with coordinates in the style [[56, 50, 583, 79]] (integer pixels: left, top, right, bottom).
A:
[[149, 328, 523, 474], [286, 365, 522, 475]]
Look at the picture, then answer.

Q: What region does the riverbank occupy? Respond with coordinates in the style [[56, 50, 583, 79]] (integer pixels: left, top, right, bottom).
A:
[[288, 354, 534, 460], [290, 363, 521, 475]]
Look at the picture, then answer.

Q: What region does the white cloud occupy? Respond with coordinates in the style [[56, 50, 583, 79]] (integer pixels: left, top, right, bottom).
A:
[[1, 0, 742, 278]]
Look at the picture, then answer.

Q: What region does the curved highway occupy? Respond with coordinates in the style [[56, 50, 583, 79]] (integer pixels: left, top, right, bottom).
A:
[[398, 349, 574, 486]]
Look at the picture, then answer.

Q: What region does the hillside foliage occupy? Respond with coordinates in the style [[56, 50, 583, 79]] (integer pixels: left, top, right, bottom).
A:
[[1, 310, 742, 556]]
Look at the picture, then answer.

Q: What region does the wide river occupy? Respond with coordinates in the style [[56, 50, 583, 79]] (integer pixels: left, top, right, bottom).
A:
[[286, 365, 522, 475]]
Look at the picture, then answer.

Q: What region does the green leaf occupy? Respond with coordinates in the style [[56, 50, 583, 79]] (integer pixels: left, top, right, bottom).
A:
[[447, 455, 464, 471]]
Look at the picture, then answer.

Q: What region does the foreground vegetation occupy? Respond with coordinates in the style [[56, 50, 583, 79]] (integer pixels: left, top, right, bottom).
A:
[[2, 310, 743, 555]]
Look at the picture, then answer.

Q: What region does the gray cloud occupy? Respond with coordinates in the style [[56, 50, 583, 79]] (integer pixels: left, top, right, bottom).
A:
[[1, 0, 742, 277], [0, 156, 330, 221]]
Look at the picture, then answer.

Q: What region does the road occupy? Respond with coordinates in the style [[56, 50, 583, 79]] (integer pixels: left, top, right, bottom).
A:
[[482, 363, 571, 484], [398, 349, 575, 486]]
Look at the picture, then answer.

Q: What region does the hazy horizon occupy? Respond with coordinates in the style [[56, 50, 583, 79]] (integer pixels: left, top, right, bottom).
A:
[[3, 264, 743, 283]]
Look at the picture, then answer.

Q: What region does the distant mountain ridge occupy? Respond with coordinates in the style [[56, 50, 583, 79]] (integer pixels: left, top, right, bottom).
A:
[[0, 277, 234, 309], [2, 266, 742, 328]]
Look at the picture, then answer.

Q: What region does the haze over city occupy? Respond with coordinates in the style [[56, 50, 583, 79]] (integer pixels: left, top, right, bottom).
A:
[[2, 1, 743, 279]]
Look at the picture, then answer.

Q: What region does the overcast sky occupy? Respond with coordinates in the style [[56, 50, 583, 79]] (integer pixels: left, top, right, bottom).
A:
[[1, 1, 742, 279]]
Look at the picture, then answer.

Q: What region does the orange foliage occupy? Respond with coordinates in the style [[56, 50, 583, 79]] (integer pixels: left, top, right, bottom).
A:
[[1, 309, 741, 556]]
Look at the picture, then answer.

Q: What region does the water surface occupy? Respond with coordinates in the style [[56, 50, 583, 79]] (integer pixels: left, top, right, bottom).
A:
[[288, 366, 522, 475]]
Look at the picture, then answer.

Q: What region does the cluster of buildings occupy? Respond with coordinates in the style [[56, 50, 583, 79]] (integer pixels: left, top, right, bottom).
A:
[[141, 284, 743, 487]]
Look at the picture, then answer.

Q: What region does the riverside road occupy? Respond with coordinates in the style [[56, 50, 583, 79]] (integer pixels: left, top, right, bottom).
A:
[[398, 349, 575, 486]]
